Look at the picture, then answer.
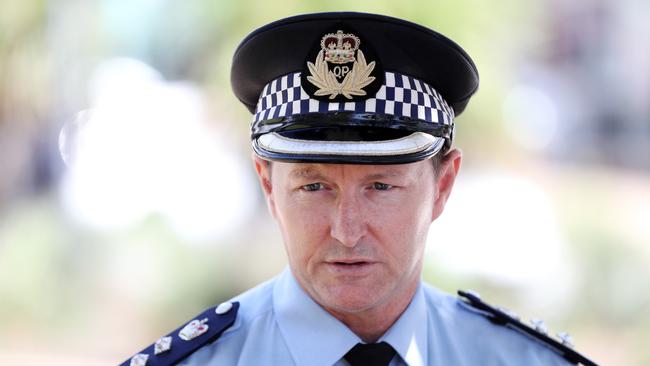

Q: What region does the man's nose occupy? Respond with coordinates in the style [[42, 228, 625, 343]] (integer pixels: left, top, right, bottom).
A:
[[329, 192, 367, 247]]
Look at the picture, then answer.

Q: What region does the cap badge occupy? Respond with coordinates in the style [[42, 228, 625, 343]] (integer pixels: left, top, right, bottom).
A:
[[306, 30, 375, 100], [178, 317, 209, 341]]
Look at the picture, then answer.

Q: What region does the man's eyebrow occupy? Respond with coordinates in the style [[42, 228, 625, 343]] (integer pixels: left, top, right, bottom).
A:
[[289, 168, 325, 179], [289, 168, 406, 180], [365, 170, 403, 180]]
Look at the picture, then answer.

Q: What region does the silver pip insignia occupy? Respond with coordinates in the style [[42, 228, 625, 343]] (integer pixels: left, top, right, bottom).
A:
[[129, 353, 149, 366], [179, 318, 209, 341], [154, 336, 172, 355]]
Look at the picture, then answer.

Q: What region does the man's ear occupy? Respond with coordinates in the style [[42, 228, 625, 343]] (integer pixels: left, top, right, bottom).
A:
[[252, 154, 277, 218], [431, 148, 462, 221]]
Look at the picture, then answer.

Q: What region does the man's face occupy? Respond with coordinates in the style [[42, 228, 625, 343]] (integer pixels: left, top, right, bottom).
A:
[[254, 155, 460, 315]]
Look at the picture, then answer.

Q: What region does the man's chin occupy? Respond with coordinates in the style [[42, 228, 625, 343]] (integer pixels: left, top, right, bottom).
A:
[[314, 285, 386, 314]]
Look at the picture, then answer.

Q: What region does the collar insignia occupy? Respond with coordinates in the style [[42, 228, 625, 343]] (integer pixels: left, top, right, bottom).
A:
[[154, 336, 172, 355], [178, 317, 209, 341], [129, 353, 149, 366]]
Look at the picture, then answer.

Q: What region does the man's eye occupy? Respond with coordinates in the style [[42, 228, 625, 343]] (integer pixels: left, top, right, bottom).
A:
[[302, 183, 324, 191], [373, 182, 393, 191]]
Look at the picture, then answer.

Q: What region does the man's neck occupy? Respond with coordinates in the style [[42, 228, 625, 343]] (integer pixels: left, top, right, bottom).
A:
[[324, 280, 419, 343]]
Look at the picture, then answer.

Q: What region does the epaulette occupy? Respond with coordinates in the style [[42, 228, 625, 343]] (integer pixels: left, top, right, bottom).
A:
[[457, 290, 598, 366], [120, 301, 239, 366]]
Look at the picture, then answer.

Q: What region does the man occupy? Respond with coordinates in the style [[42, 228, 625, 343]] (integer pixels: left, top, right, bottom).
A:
[[121, 12, 597, 366]]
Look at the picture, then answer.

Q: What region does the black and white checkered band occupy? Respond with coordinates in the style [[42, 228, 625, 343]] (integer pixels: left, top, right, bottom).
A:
[[254, 71, 454, 125]]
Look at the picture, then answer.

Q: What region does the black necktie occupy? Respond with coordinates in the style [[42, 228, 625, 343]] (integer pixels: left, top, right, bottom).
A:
[[344, 342, 396, 366]]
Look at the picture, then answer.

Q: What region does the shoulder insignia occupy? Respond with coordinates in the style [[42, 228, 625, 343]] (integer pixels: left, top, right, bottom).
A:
[[457, 290, 599, 366], [120, 301, 239, 366]]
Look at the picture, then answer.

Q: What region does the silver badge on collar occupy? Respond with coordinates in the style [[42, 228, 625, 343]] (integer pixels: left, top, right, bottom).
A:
[[154, 336, 172, 355], [179, 317, 209, 341], [129, 353, 149, 366]]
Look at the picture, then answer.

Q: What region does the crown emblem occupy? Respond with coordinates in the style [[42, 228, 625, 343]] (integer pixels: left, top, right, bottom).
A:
[[178, 318, 209, 341], [321, 30, 360, 64], [306, 30, 376, 100]]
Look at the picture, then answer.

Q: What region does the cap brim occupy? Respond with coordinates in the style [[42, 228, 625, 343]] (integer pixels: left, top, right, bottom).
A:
[[254, 131, 445, 163]]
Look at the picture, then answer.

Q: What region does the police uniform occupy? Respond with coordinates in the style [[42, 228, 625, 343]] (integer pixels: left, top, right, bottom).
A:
[[120, 12, 598, 366]]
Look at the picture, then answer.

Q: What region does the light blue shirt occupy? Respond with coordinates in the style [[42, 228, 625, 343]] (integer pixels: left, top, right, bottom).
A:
[[179, 268, 571, 365]]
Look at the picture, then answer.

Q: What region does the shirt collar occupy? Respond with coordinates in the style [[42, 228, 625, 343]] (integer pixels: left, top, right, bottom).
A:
[[274, 267, 359, 366], [378, 282, 428, 366], [273, 268, 428, 366]]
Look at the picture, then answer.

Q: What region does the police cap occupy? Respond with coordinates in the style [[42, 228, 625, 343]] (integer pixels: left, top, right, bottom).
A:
[[231, 12, 479, 164]]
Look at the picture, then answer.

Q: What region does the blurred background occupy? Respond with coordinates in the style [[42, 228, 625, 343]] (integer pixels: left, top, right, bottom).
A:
[[1, 0, 648, 364]]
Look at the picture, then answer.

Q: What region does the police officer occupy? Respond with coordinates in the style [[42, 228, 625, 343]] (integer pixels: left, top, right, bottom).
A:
[[121, 12, 598, 366]]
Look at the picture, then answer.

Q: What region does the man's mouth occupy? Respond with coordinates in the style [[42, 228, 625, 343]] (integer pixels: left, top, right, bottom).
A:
[[325, 260, 376, 275]]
